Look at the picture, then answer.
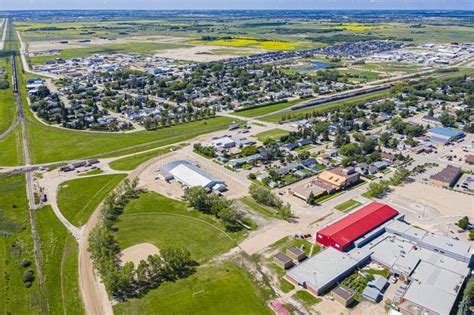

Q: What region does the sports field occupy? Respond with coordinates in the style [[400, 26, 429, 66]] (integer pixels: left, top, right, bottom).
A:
[[254, 128, 289, 142], [114, 262, 272, 315], [57, 174, 127, 226], [114, 192, 236, 263]]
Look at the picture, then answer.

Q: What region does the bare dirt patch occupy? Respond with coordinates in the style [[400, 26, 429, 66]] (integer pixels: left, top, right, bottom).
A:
[[120, 243, 160, 266], [154, 45, 264, 62]]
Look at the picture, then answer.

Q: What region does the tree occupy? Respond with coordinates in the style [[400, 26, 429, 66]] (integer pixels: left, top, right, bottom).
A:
[[457, 216, 470, 230], [249, 183, 282, 208], [183, 186, 213, 213], [439, 112, 457, 128], [219, 207, 243, 232], [457, 277, 474, 315], [161, 247, 196, 280], [367, 181, 389, 198], [279, 203, 294, 220]]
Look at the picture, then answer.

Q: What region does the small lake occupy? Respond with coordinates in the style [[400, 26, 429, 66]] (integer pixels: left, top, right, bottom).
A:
[[299, 61, 332, 72]]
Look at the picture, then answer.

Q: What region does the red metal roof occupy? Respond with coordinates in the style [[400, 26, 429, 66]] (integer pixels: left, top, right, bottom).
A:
[[318, 202, 398, 250]]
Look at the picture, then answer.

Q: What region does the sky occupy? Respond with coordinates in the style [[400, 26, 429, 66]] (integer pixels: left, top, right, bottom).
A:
[[0, 0, 473, 10]]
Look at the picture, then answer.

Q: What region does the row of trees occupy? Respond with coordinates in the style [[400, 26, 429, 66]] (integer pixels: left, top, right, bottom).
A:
[[183, 186, 248, 232], [365, 167, 411, 198], [89, 179, 196, 299], [249, 183, 293, 219]]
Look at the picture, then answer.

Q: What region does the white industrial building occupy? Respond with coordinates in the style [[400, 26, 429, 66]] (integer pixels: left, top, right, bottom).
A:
[[159, 160, 227, 192]]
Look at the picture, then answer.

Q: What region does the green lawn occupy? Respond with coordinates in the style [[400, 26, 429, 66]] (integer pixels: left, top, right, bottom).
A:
[[109, 145, 181, 171], [365, 268, 390, 278], [0, 78, 17, 135], [270, 236, 319, 257], [114, 192, 237, 263], [25, 116, 236, 164], [114, 262, 272, 315], [29, 42, 187, 65], [280, 277, 295, 293], [36, 206, 84, 314], [260, 90, 391, 123], [335, 199, 362, 212], [0, 175, 43, 314], [254, 128, 289, 142], [240, 197, 278, 218], [233, 99, 300, 118], [57, 174, 126, 226], [294, 290, 322, 307]]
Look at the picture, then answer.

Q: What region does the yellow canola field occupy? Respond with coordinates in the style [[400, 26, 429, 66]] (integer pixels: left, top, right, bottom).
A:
[[190, 38, 303, 51]]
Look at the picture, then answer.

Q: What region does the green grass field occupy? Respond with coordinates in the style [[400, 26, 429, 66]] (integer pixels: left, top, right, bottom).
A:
[[0, 74, 16, 135], [25, 116, 236, 164], [260, 90, 391, 123], [334, 199, 362, 212], [114, 192, 236, 263], [57, 174, 126, 226], [109, 145, 181, 171], [36, 206, 84, 314], [114, 262, 272, 315], [0, 175, 43, 314], [233, 99, 300, 118], [30, 42, 187, 65], [0, 125, 23, 166], [294, 290, 322, 307], [254, 128, 289, 142]]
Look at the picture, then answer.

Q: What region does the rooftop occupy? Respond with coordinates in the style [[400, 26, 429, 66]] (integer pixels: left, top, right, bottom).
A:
[[286, 247, 371, 292], [429, 127, 464, 138], [429, 165, 461, 184]]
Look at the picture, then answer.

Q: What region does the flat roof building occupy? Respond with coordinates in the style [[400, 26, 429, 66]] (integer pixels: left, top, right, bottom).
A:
[[159, 160, 226, 192], [285, 247, 371, 296], [316, 202, 399, 251], [429, 165, 461, 187], [429, 127, 465, 145]]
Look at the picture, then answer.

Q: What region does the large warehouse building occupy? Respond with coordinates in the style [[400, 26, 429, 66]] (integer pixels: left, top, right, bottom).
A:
[[159, 160, 227, 192], [316, 202, 399, 251]]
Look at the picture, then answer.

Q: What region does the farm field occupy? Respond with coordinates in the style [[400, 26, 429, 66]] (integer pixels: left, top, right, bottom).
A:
[[189, 38, 306, 51], [36, 206, 84, 314], [254, 128, 289, 142], [233, 99, 301, 118], [57, 174, 127, 226], [114, 262, 272, 315], [109, 145, 182, 171], [114, 192, 237, 263], [260, 89, 391, 123], [0, 175, 43, 314], [25, 116, 236, 164]]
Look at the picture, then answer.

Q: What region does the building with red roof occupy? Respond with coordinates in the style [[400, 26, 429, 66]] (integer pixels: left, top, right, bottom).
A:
[[316, 202, 398, 251]]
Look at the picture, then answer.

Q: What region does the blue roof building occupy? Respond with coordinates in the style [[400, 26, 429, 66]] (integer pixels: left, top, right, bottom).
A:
[[429, 127, 464, 144]]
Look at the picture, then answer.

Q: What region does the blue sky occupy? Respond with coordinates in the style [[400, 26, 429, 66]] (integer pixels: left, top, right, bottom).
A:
[[1, 0, 473, 10]]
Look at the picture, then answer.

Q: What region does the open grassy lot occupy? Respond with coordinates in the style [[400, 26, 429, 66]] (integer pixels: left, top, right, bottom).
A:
[[260, 89, 391, 123], [0, 125, 23, 166], [109, 145, 181, 171], [254, 128, 289, 142], [36, 206, 84, 314], [114, 262, 272, 315], [294, 290, 322, 307], [114, 192, 237, 263], [57, 174, 126, 226], [0, 175, 43, 314], [25, 116, 236, 164], [335, 199, 362, 212], [233, 99, 300, 118], [30, 42, 187, 65]]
